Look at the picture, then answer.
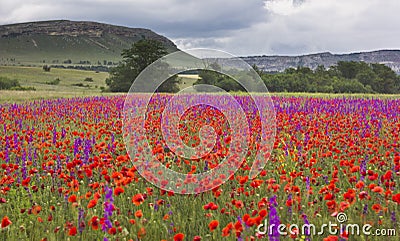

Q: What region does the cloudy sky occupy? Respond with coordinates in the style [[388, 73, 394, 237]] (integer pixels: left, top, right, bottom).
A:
[[0, 0, 399, 56]]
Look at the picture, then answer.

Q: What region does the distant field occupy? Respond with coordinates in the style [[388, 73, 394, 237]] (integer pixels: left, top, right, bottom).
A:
[[177, 74, 199, 89], [0, 65, 109, 90], [0, 66, 113, 103]]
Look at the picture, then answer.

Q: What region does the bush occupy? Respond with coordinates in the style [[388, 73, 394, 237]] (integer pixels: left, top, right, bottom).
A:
[[72, 83, 90, 88], [332, 78, 371, 93], [43, 65, 51, 72], [84, 77, 94, 82], [46, 78, 61, 85], [0, 77, 21, 90], [10, 86, 36, 91]]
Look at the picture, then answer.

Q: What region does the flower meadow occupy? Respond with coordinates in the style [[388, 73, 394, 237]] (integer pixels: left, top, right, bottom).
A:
[[0, 94, 399, 241]]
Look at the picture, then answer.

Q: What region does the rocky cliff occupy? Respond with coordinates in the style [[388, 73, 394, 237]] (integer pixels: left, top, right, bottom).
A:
[[242, 50, 400, 74], [0, 20, 176, 48]]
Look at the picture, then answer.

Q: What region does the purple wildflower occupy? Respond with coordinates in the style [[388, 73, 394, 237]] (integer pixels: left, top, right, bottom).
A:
[[302, 213, 311, 241], [78, 208, 85, 233], [102, 185, 114, 232], [268, 195, 280, 241], [287, 194, 293, 218], [362, 204, 368, 215], [154, 198, 159, 211], [204, 161, 209, 171], [52, 126, 57, 145], [306, 176, 310, 191], [391, 211, 397, 228], [360, 156, 368, 181]]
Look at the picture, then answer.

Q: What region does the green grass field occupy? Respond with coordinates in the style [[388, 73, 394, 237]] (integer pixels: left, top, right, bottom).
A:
[[177, 74, 199, 89], [0, 66, 114, 102], [0, 90, 123, 103], [1, 65, 107, 86]]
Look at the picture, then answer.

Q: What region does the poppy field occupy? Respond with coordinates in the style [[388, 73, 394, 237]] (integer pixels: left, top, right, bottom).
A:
[[0, 94, 399, 241]]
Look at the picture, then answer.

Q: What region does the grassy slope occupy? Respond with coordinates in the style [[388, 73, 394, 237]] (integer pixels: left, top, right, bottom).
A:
[[0, 34, 125, 66], [0, 66, 111, 102]]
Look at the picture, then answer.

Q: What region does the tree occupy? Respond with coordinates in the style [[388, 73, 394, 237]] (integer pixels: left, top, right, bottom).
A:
[[0, 77, 21, 90], [194, 62, 245, 92], [43, 65, 51, 72], [259, 61, 400, 94], [106, 39, 179, 92], [251, 64, 263, 76], [370, 63, 399, 94], [335, 61, 360, 79]]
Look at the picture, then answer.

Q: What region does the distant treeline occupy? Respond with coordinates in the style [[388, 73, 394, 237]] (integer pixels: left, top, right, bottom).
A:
[[193, 61, 400, 94], [49, 65, 111, 72], [260, 61, 400, 94]]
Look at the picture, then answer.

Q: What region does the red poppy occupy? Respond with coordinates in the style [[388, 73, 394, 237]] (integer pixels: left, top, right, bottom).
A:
[[138, 227, 146, 239], [108, 227, 117, 235], [135, 210, 143, 218], [203, 202, 218, 210], [259, 209, 268, 218], [132, 194, 145, 206], [22, 177, 31, 187], [355, 181, 364, 189], [239, 176, 248, 184], [392, 193, 400, 204], [234, 200, 244, 209], [114, 187, 124, 196], [372, 186, 384, 194], [372, 204, 382, 213], [89, 216, 99, 230], [68, 195, 77, 203], [324, 193, 334, 200], [208, 220, 219, 232], [1, 216, 12, 228], [87, 199, 97, 209], [323, 236, 339, 241], [32, 205, 42, 215], [173, 233, 185, 241], [68, 226, 77, 236], [222, 222, 234, 237]]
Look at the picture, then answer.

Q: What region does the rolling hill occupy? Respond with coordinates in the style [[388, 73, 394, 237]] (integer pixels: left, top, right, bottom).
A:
[[0, 20, 178, 66]]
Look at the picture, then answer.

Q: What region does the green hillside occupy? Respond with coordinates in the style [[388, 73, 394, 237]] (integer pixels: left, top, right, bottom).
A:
[[0, 20, 178, 66], [0, 33, 126, 65]]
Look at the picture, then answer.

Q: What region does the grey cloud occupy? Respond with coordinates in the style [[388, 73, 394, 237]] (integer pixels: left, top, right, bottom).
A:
[[0, 0, 399, 55], [0, 0, 268, 38]]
